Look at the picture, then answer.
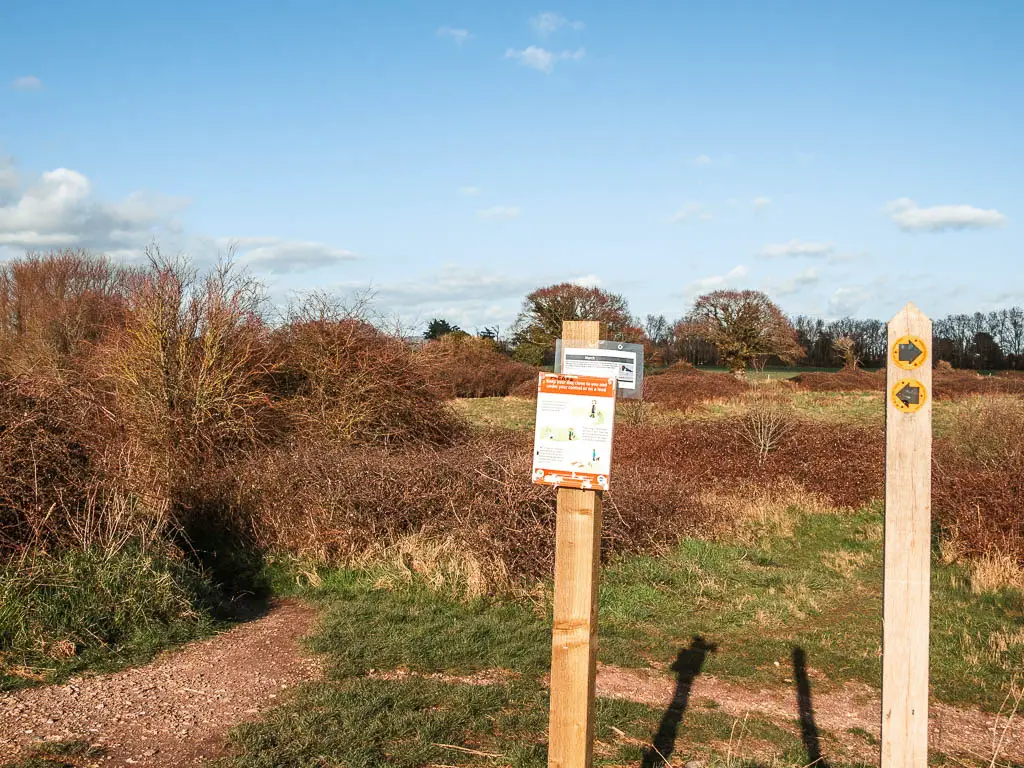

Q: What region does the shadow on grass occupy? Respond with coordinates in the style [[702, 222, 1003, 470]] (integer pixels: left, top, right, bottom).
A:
[[641, 635, 717, 768], [174, 491, 276, 622], [793, 646, 829, 768]]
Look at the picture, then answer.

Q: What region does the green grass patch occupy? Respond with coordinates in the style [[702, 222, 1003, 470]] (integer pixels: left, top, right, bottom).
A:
[[0, 740, 106, 768], [599, 504, 1023, 710], [0, 547, 223, 691], [221, 509, 1022, 764]]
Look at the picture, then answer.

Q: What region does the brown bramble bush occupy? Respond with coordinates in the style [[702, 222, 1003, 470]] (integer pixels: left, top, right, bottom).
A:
[[416, 335, 537, 398]]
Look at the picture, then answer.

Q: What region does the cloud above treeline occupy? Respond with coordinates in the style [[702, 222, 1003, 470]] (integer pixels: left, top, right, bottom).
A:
[[884, 198, 1006, 232], [0, 161, 358, 276]]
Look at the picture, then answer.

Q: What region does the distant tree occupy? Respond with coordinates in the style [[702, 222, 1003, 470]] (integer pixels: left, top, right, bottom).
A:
[[511, 283, 637, 365], [424, 318, 461, 340], [833, 336, 860, 369], [678, 290, 803, 376], [478, 326, 499, 341]]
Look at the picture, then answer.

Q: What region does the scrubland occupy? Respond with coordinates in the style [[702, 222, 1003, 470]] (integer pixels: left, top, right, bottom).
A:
[[1, 250, 1021, 766]]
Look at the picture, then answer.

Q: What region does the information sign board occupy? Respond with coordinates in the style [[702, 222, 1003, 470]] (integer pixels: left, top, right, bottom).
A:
[[531, 373, 616, 490], [554, 340, 644, 399]]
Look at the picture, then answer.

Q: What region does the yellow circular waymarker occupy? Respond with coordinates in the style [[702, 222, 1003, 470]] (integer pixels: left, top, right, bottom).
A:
[[892, 335, 928, 370], [891, 378, 927, 413]]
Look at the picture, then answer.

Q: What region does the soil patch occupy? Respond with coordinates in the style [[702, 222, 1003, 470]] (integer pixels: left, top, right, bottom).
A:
[[596, 663, 1022, 763], [0, 600, 320, 767]]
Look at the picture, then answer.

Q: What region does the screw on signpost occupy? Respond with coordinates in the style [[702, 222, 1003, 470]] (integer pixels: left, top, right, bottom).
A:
[[548, 320, 602, 768], [881, 302, 933, 768]]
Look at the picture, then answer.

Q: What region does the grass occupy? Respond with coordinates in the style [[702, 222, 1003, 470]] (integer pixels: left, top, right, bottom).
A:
[[599, 503, 1024, 710], [457, 389, 888, 431], [219, 503, 1023, 766], [0, 547, 223, 692], [0, 740, 106, 768], [456, 389, 1020, 436]]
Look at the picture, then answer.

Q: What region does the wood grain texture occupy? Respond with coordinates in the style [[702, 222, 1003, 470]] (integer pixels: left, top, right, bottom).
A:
[[549, 320, 602, 768], [881, 302, 933, 768]]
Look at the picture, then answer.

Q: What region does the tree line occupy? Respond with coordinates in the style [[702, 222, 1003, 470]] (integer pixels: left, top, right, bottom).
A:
[[428, 282, 1024, 371]]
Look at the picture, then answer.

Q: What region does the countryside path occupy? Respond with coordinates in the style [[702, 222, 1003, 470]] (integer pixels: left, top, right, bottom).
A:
[[0, 600, 320, 767]]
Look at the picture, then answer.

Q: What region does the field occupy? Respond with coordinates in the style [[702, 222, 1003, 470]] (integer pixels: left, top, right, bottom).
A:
[[1, 254, 1021, 767]]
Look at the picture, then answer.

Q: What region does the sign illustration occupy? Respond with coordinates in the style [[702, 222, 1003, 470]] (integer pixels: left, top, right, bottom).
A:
[[531, 373, 616, 490], [891, 378, 927, 413], [892, 335, 928, 371]]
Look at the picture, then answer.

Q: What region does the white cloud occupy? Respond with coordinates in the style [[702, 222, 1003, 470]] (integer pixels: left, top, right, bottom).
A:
[[0, 161, 359, 278], [768, 267, 820, 297], [572, 274, 602, 288], [753, 196, 772, 212], [683, 265, 749, 297], [530, 12, 585, 36], [670, 202, 712, 223], [759, 239, 834, 259], [12, 75, 43, 91], [692, 154, 713, 167], [828, 286, 874, 316], [436, 26, 472, 45], [0, 156, 18, 193], [477, 205, 522, 220], [505, 46, 585, 74], [884, 197, 1006, 232], [459, 186, 481, 196], [370, 265, 538, 307], [0, 167, 188, 252], [227, 237, 359, 274]]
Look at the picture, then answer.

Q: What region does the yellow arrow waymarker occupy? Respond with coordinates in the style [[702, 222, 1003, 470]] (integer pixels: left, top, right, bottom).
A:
[[891, 378, 927, 413], [892, 335, 927, 370]]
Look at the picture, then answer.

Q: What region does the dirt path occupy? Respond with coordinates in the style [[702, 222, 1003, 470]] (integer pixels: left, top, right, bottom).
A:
[[0, 600, 320, 767], [596, 664, 1023, 763], [2, 608, 1019, 766]]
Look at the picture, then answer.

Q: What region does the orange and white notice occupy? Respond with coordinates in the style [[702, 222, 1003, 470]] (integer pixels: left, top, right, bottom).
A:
[[531, 373, 616, 490]]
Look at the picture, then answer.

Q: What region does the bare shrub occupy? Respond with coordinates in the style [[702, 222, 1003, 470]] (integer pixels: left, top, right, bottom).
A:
[[791, 368, 884, 392], [935, 397, 1024, 564], [833, 336, 860, 369], [93, 248, 276, 496], [0, 250, 136, 382], [738, 388, 795, 463], [416, 335, 536, 398], [215, 419, 884, 593], [271, 292, 464, 447], [0, 376, 92, 551], [645, 361, 749, 410]]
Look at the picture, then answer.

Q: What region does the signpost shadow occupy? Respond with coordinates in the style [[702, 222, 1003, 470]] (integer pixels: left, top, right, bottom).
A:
[[792, 647, 829, 768], [640, 635, 717, 768]]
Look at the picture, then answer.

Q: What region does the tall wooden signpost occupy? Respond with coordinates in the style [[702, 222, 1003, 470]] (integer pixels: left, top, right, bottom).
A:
[[548, 320, 603, 768], [881, 302, 933, 768]]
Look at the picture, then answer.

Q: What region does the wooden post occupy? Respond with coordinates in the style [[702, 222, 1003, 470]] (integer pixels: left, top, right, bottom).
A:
[[881, 302, 933, 768], [548, 320, 602, 768]]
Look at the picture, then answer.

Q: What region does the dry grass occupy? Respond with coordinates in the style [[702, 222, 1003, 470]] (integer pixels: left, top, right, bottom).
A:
[[698, 478, 834, 543], [969, 553, 1024, 595], [935, 397, 1024, 565], [368, 532, 509, 599]]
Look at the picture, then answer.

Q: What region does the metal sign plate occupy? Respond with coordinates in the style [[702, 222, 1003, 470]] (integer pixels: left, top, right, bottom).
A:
[[554, 340, 645, 400]]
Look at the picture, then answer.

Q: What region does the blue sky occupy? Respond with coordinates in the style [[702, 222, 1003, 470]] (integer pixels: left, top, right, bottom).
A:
[[1, 0, 1020, 332]]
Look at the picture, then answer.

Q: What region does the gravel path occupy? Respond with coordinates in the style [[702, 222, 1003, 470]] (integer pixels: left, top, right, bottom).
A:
[[0, 600, 320, 767]]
